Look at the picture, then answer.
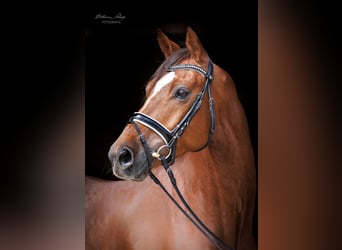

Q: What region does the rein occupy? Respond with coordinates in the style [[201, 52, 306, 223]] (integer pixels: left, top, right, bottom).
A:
[[129, 59, 234, 250]]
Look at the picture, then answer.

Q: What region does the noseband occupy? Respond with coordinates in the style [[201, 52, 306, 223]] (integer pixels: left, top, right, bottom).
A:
[[129, 59, 215, 166]]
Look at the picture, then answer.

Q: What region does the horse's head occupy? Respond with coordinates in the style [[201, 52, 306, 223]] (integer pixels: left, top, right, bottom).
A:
[[109, 27, 215, 181]]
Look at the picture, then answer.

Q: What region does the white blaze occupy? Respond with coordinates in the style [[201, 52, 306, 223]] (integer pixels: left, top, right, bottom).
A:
[[151, 72, 175, 97], [143, 72, 175, 107]]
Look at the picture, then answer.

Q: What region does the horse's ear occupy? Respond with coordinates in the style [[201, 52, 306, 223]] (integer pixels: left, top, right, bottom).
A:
[[157, 30, 181, 58], [185, 27, 208, 65]]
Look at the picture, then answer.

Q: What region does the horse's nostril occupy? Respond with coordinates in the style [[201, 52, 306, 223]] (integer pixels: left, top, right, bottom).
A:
[[118, 147, 134, 169]]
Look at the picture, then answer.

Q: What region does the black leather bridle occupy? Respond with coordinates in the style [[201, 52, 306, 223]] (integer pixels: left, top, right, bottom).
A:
[[128, 59, 233, 250], [129, 59, 215, 166]]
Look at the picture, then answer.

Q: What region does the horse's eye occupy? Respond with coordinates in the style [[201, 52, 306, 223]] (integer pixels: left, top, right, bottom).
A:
[[174, 87, 190, 100]]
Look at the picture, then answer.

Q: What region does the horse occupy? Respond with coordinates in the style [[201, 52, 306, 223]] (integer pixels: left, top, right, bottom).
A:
[[86, 27, 257, 250]]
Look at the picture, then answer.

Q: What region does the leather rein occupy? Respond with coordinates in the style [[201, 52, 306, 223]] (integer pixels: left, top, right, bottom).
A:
[[129, 59, 234, 250]]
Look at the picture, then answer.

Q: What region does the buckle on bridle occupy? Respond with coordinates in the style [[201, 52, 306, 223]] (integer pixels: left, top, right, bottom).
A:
[[152, 144, 171, 160]]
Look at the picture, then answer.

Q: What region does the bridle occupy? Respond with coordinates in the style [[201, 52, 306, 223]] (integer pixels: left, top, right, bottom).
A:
[[128, 59, 234, 250], [130, 59, 215, 165]]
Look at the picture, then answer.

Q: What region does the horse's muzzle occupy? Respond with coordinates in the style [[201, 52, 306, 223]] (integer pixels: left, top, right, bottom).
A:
[[108, 145, 151, 181]]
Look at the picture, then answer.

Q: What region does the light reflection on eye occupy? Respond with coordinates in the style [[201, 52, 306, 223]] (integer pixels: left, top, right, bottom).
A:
[[174, 87, 191, 100]]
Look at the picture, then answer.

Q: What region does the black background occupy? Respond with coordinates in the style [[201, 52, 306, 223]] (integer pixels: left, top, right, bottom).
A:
[[85, 5, 258, 179]]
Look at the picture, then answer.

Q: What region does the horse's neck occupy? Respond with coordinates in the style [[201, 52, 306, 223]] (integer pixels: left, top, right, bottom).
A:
[[152, 135, 252, 208], [163, 93, 255, 239]]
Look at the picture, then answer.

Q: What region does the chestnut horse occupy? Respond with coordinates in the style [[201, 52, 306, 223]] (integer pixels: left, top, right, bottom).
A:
[[86, 27, 256, 250]]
